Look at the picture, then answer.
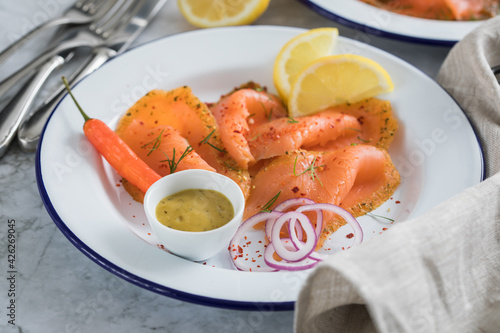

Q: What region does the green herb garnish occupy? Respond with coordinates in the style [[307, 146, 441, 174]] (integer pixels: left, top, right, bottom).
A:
[[200, 129, 227, 153], [357, 136, 372, 143], [367, 213, 395, 223], [293, 155, 325, 186], [141, 129, 164, 156], [160, 145, 193, 174], [260, 191, 281, 212], [345, 127, 362, 132]]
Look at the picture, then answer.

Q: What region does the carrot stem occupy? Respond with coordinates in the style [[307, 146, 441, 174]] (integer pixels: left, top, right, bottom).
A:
[[62, 76, 90, 122], [62, 77, 161, 193]]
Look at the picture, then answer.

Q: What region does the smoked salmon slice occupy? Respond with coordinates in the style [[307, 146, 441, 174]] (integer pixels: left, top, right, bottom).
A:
[[210, 88, 287, 169], [248, 111, 361, 161], [117, 125, 215, 175], [211, 87, 397, 166], [115, 86, 251, 200], [244, 145, 401, 246], [249, 98, 397, 161], [309, 98, 398, 152]]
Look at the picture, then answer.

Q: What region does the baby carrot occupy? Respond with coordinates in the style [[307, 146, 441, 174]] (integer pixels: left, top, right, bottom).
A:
[[62, 77, 161, 193]]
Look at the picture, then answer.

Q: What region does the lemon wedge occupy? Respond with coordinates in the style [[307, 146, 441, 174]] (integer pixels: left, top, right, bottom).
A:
[[287, 54, 394, 118], [177, 0, 270, 28], [273, 28, 338, 104]]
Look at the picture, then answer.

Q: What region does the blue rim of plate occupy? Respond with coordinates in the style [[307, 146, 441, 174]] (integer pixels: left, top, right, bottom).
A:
[[298, 0, 460, 46], [35, 26, 485, 311]]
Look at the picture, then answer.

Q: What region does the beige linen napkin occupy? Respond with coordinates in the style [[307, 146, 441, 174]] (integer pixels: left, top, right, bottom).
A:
[[294, 17, 500, 333]]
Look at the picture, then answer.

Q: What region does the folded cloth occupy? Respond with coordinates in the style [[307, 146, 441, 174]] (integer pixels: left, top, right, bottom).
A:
[[294, 16, 500, 333]]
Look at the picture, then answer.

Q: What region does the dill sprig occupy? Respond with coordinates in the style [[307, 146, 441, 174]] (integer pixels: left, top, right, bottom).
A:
[[160, 145, 193, 174], [223, 161, 240, 172], [345, 127, 363, 132], [367, 213, 395, 223], [141, 129, 164, 156], [357, 136, 372, 143], [287, 116, 298, 124], [293, 155, 325, 186], [199, 129, 227, 153], [259, 101, 274, 122], [260, 191, 281, 213], [250, 133, 261, 142]]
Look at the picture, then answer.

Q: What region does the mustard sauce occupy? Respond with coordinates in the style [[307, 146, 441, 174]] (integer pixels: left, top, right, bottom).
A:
[[155, 189, 234, 232]]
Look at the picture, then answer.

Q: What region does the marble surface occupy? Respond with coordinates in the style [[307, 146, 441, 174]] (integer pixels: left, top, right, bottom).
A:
[[0, 0, 452, 332]]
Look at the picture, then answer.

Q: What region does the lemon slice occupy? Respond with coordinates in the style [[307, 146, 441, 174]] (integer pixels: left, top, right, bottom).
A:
[[288, 54, 394, 118], [273, 28, 338, 103], [177, 0, 270, 28]]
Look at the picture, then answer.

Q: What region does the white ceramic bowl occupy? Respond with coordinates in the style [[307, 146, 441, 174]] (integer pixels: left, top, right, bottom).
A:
[[144, 169, 245, 261]]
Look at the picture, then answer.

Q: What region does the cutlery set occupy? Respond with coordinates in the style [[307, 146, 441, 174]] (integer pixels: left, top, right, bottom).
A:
[[0, 0, 167, 158]]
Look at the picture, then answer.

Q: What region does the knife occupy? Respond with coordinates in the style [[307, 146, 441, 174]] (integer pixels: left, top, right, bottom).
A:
[[15, 0, 167, 153]]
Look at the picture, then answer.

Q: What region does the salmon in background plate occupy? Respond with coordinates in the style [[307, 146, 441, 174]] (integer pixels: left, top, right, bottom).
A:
[[359, 0, 499, 20]]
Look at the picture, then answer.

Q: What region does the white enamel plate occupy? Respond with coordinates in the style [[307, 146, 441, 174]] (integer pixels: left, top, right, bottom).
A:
[[36, 26, 483, 310], [299, 0, 484, 45]]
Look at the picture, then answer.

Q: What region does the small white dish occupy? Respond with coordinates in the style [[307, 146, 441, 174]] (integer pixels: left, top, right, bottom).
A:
[[143, 169, 245, 262]]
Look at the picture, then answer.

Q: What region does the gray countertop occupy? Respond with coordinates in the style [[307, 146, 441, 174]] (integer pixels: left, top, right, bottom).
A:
[[0, 1, 451, 332]]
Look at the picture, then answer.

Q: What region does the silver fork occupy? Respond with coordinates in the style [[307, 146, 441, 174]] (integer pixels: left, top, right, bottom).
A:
[[0, 1, 129, 99], [0, 0, 142, 158], [17, 0, 167, 152], [0, 0, 119, 65]]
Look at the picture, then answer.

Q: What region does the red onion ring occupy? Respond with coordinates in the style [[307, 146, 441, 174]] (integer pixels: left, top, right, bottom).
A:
[[296, 203, 363, 246], [273, 198, 317, 212], [275, 198, 323, 237], [230, 201, 364, 272], [264, 198, 316, 242], [272, 198, 323, 239], [264, 242, 319, 271], [281, 237, 328, 261], [272, 212, 317, 262]]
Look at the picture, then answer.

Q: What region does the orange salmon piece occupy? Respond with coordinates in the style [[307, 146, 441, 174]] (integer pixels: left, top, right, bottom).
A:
[[360, 0, 498, 20], [117, 125, 215, 175], [445, 0, 498, 20], [248, 98, 397, 161], [311, 98, 398, 152], [210, 88, 287, 169], [244, 145, 400, 245], [249, 111, 361, 161], [115, 87, 251, 200]]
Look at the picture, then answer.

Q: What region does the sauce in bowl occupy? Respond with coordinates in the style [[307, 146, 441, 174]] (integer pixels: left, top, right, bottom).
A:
[[144, 169, 245, 261], [155, 189, 234, 232]]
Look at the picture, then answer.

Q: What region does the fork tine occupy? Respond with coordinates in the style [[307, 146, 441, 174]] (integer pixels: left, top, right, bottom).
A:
[[92, 0, 135, 34], [101, 0, 149, 39], [0, 0, 119, 65], [77, 0, 99, 13], [0, 0, 122, 98], [93, 0, 149, 38], [87, 0, 121, 27]]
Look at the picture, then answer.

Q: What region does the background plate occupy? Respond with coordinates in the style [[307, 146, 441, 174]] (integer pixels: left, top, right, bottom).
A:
[[36, 26, 483, 310], [299, 0, 483, 45]]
